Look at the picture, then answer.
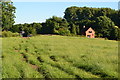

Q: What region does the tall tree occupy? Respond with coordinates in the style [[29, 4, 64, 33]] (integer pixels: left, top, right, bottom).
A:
[[31, 23, 42, 34], [64, 6, 79, 23], [41, 16, 70, 35], [69, 22, 76, 35], [95, 16, 115, 38], [1, 1, 16, 31]]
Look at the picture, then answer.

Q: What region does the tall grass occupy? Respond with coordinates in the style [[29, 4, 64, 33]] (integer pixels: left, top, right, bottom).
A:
[[2, 35, 118, 78]]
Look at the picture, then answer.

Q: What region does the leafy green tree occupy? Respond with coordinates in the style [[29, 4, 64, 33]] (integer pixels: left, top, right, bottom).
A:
[[41, 16, 70, 35], [95, 16, 115, 38], [78, 7, 93, 20], [64, 6, 79, 22], [118, 10, 120, 27], [32, 23, 42, 34], [69, 23, 76, 35], [109, 26, 119, 40], [22, 23, 37, 35], [10, 24, 20, 33], [1, 2, 16, 31], [98, 8, 107, 16], [42, 19, 55, 34], [57, 27, 70, 36]]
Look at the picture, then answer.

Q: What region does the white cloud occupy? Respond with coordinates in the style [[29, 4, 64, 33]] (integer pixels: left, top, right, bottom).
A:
[[12, 0, 119, 2]]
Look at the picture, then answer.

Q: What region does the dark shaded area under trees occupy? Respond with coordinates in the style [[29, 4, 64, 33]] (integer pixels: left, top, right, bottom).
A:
[[1, 2, 120, 40]]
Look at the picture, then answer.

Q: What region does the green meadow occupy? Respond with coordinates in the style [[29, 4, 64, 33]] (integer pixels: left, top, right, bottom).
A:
[[2, 35, 118, 78]]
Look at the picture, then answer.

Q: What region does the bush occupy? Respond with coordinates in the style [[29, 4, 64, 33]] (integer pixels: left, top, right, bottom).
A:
[[58, 28, 70, 36], [2, 31, 20, 37]]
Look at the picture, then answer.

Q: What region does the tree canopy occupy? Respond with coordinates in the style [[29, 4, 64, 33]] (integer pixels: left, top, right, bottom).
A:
[[1, 2, 16, 31], [64, 6, 120, 40], [41, 16, 70, 35], [1, 3, 120, 40]]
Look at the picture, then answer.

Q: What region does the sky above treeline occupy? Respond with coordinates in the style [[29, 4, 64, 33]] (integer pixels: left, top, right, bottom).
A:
[[12, 0, 120, 2], [13, 2, 119, 24]]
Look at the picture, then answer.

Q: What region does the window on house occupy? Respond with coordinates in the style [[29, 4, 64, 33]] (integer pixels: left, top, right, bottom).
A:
[[87, 35, 91, 38], [89, 31, 92, 33]]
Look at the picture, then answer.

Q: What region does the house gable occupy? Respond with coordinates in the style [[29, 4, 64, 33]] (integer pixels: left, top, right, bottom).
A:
[[85, 27, 95, 38], [85, 27, 95, 34]]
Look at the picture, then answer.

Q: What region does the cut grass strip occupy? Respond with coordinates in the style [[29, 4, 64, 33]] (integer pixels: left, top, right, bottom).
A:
[[38, 54, 100, 78], [39, 63, 76, 78]]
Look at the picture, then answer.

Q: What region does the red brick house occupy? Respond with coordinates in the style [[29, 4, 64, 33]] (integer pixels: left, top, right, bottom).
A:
[[82, 26, 95, 38]]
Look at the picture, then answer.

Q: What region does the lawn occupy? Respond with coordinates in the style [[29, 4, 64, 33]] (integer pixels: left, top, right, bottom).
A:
[[1, 35, 118, 79]]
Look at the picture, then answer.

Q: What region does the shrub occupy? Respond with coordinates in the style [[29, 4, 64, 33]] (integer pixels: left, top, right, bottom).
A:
[[58, 28, 70, 36], [2, 31, 20, 37]]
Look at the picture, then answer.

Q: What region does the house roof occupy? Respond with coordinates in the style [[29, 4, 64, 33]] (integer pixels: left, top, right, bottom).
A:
[[81, 27, 90, 33], [81, 27, 95, 34]]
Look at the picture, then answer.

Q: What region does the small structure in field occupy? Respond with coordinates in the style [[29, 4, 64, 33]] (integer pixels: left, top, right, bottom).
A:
[[82, 26, 95, 38], [20, 31, 32, 37], [20, 31, 27, 37]]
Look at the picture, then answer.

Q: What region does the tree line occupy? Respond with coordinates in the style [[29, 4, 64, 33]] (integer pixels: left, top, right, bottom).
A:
[[1, 2, 120, 40]]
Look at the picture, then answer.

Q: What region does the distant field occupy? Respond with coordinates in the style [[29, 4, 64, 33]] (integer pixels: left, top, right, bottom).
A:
[[2, 35, 118, 78]]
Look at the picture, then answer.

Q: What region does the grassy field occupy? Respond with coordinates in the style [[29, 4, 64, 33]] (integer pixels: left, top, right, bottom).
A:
[[1, 35, 118, 79]]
